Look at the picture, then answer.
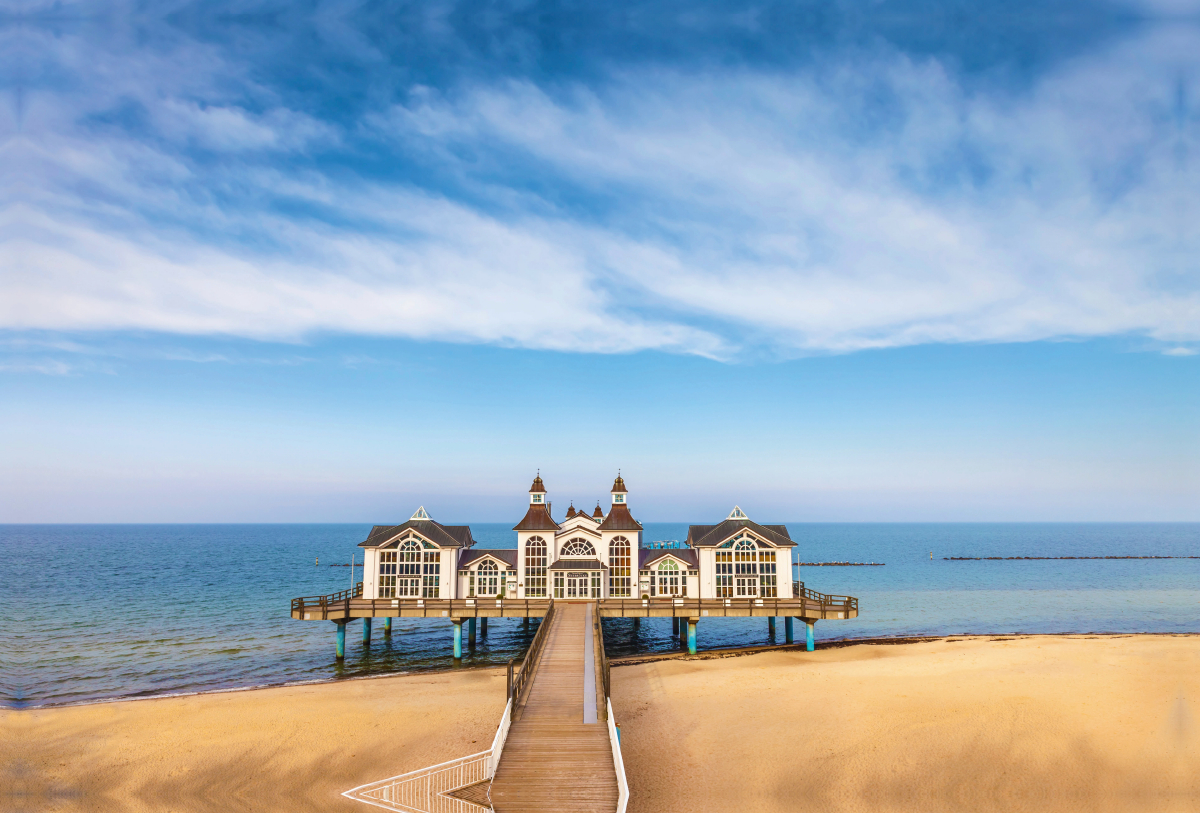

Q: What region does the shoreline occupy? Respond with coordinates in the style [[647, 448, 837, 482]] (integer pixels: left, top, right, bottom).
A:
[[7, 630, 1197, 712], [6, 633, 1196, 813]]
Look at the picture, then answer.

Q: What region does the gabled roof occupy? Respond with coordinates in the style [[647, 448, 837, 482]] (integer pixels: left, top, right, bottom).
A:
[[639, 549, 698, 569], [360, 520, 474, 549], [458, 549, 518, 568], [514, 503, 560, 531], [686, 520, 795, 548], [598, 503, 642, 531]]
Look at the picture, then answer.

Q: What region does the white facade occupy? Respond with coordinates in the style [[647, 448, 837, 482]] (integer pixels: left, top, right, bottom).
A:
[[359, 488, 796, 602]]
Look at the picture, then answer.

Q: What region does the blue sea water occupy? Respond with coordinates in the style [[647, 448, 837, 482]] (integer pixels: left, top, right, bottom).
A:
[[1, 523, 1196, 708]]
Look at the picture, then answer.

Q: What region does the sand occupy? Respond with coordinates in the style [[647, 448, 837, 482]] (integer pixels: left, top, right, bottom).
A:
[[3, 634, 1197, 813]]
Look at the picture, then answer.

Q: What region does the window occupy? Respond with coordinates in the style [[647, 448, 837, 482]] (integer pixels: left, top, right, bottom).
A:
[[525, 536, 547, 597], [734, 537, 758, 597], [533, 494, 543, 503], [422, 550, 440, 598], [608, 536, 631, 597], [716, 550, 733, 597], [655, 559, 683, 597], [553, 572, 565, 599], [561, 538, 596, 557], [398, 539, 422, 597], [614, 494, 625, 503], [379, 551, 398, 598], [759, 549, 777, 597], [477, 560, 500, 596]]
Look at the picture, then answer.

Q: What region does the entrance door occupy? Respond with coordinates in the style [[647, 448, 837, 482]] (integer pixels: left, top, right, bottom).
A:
[[398, 578, 421, 597], [735, 577, 758, 597]]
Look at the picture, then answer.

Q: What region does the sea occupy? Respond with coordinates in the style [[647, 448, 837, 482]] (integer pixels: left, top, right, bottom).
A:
[[2, 523, 1197, 709]]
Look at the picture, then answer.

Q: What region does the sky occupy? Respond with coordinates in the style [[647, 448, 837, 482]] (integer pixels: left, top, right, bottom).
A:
[[1, 0, 1198, 522]]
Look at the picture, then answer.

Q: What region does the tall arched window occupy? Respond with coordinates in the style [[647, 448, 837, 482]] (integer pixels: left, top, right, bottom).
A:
[[398, 539, 422, 597], [609, 536, 631, 597], [478, 560, 500, 596], [561, 538, 596, 556], [525, 536, 547, 597], [734, 537, 758, 597]]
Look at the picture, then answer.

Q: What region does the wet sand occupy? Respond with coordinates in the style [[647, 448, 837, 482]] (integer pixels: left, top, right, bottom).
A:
[[3, 634, 1197, 813]]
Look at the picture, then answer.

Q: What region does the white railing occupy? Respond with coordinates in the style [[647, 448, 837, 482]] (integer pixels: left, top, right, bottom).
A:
[[607, 698, 630, 813], [343, 698, 514, 813], [343, 750, 492, 813], [487, 699, 513, 777]]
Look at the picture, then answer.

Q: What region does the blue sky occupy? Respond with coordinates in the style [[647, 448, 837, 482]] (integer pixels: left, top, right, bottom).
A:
[[1, 0, 1198, 522]]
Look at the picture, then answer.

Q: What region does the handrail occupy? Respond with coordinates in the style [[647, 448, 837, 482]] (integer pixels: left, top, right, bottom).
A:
[[291, 582, 363, 618], [594, 599, 611, 701], [507, 600, 556, 711], [607, 698, 630, 813], [599, 594, 858, 617]]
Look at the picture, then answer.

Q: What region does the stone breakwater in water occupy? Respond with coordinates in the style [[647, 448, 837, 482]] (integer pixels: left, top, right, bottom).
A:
[[945, 555, 1200, 561]]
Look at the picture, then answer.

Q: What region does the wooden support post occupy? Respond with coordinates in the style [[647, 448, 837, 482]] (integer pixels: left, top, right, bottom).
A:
[[785, 616, 794, 644], [468, 617, 477, 647], [806, 620, 816, 652], [687, 619, 697, 655], [362, 617, 372, 645], [452, 619, 463, 659], [383, 617, 392, 635], [335, 621, 346, 660]]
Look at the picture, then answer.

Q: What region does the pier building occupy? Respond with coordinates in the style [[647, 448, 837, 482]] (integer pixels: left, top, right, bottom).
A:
[[291, 474, 860, 813]]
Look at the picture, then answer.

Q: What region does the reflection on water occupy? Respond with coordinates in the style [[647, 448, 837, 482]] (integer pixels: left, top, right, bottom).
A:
[[3, 522, 1198, 708]]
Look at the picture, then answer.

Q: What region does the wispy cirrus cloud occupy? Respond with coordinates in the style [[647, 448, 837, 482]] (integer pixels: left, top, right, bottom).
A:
[[2, 2, 1197, 360]]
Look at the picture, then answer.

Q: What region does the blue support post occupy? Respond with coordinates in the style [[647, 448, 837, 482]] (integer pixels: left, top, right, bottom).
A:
[[785, 617, 794, 644], [481, 617, 488, 635], [453, 619, 463, 659], [335, 622, 346, 660], [687, 619, 697, 655], [362, 617, 372, 645], [384, 617, 392, 636], [768, 617, 776, 636], [468, 617, 477, 647], [806, 620, 816, 652]]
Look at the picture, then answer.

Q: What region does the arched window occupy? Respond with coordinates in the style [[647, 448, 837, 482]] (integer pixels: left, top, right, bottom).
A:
[[609, 536, 631, 597], [561, 538, 596, 557], [478, 560, 500, 596], [655, 559, 683, 597], [397, 539, 423, 597], [734, 537, 758, 597], [525, 536, 547, 597]]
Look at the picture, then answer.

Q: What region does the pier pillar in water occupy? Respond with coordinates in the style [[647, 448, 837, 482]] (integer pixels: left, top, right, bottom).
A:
[[335, 621, 347, 660], [806, 620, 816, 652], [672, 617, 680, 634], [687, 619, 697, 655], [452, 619, 463, 659], [785, 617, 794, 644], [481, 617, 488, 635], [383, 617, 392, 636], [523, 616, 529, 628], [468, 617, 477, 647], [768, 617, 776, 636], [362, 617, 372, 645]]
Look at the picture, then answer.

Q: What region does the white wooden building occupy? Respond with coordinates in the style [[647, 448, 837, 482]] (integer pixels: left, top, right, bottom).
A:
[[359, 475, 796, 601]]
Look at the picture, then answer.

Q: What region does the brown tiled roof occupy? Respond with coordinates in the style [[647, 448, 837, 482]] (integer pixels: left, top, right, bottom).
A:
[[360, 520, 474, 549], [529, 475, 546, 493], [458, 549, 518, 568], [513, 503, 560, 531], [610, 475, 628, 493], [686, 520, 794, 548], [598, 503, 642, 531], [592, 504, 604, 518], [566, 504, 577, 518], [639, 549, 698, 568], [548, 559, 609, 570]]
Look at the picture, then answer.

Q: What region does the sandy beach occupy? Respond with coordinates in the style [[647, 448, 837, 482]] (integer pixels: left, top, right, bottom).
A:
[[4, 634, 1197, 813]]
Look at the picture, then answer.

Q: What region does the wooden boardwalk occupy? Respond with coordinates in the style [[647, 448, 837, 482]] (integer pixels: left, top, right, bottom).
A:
[[489, 602, 619, 813]]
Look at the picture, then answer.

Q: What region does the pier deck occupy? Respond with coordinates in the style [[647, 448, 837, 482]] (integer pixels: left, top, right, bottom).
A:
[[489, 602, 619, 812]]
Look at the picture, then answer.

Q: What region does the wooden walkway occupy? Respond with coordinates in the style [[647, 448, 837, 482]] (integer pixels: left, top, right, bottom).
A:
[[489, 602, 619, 813]]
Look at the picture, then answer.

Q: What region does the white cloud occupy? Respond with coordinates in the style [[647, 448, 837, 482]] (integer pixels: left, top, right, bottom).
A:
[[2, 19, 1198, 357]]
